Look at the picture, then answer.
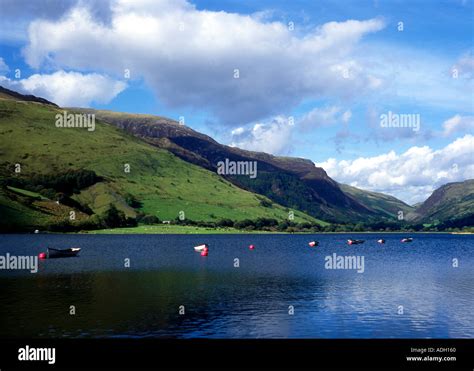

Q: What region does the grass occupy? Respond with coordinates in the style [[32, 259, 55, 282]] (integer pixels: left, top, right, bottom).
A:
[[7, 186, 48, 200], [85, 224, 277, 234], [339, 183, 414, 217], [0, 98, 324, 230], [0, 188, 48, 229]]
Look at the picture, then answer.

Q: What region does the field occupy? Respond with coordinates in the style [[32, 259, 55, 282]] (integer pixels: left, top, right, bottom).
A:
[[85, 224, 277, 234]]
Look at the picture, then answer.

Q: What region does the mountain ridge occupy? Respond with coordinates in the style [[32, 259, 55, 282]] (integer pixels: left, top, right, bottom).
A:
[[1, 85, 472, 230], [72, 108, 381, 223]]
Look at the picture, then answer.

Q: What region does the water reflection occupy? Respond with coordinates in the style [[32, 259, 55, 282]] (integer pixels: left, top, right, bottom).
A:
[[0, 233, 473, 338]]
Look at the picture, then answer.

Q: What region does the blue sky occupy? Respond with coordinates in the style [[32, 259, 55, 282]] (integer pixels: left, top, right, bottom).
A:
[[0, 0, 472, 204]]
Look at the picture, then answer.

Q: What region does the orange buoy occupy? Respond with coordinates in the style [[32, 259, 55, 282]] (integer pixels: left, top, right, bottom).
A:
[[249, 244, 255, 250], [39, 252, 47, 259]]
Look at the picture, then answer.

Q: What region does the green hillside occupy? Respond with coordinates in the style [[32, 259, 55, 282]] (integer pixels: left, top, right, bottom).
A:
[[339, 184, 414, 219], [406, 180, 474, 224], [0, 97, 322, 231], [76, 108, 382, 223]]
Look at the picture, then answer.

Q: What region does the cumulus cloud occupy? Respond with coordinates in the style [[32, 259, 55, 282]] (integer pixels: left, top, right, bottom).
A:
[[0, 0, 113, 43], [230, 116, 295, 155], [0, 70, 126, 106], [229, 105, 352, 154], [315, 135, 474, 204], [21, 0, 385, 126], [299, 106, 350, 130], [442, 114, 474, 136]]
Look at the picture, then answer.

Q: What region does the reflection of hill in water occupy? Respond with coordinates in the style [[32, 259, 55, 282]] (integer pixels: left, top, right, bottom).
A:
[[1, 269, 331, 338]]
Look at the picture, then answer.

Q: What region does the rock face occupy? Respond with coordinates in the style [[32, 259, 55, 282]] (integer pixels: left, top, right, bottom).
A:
[[75, 109, 385, 223]]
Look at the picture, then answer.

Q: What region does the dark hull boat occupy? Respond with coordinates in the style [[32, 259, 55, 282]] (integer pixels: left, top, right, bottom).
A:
[[47, 247, 81, 258], [347, 239, 364, 245]]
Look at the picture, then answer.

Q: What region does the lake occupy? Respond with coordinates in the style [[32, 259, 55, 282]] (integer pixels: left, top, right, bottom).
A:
[[0, 233, 473, 339]]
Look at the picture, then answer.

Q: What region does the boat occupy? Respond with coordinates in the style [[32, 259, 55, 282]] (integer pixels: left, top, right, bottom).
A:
[[194, 244, 209, 252], [377, 239, 385, 244], [401, 238, 413, 243], [347, 239, 364, 245], [308, 241, 319, 247], [47, 247, 81, 258]]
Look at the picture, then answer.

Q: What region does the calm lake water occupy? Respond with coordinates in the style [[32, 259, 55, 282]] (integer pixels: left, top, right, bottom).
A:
[[0, 233, 473, 339]]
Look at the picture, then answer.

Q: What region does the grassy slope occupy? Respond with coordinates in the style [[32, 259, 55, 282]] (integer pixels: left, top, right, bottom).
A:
[[0, 98, 323, 229], [339, 184, 414, 219], [406, 180, 474, 223]]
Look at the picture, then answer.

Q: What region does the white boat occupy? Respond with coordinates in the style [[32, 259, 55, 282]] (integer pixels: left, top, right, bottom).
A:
[[194, 244, 209, 252]]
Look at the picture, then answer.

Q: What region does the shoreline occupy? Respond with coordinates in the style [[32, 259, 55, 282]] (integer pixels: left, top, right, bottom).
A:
[[80, 226, 473, 235], [2, 226, 472, 235]]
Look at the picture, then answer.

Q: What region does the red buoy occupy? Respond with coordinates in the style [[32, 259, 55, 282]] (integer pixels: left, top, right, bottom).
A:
[[249, 244, 255, 250], [201, 247, 209, 256], [39, 252, 47, 259]]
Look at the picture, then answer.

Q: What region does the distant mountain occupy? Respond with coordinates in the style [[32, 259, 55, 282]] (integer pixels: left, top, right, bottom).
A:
[[406, 180, 474, 225], [74, 109, 393, 223], [339, 184, 414, 219], [0, 89, 319, 231]]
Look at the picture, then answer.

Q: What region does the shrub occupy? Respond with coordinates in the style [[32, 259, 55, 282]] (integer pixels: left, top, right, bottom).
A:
[[138, 214, 160, 225], [101, 204, 129, 228]]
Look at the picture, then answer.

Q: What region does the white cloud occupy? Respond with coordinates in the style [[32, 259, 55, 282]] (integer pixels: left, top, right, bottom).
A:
[[0, 70, 126, 106], [299, 106, 344, 129], [0, 0, 113, 43], [342, 110, 352, 123], [0, 58, 9, 74], [230, 116, 294, 155], [316, 135, 474, 204], [230, 105, 352, 154], [22, 0, 385, 126], [229, 105, 353, 154], [231, 127, 245, 136], [442, 114, 474, 136]]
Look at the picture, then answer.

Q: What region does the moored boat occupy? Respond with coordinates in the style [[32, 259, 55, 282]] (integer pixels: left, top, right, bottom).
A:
[[308, 241, 319, 247], [377, 239, 385, 244], [347, 239, 364, 245], [47, 247, 81, 258], [401, 237, 413, 243]]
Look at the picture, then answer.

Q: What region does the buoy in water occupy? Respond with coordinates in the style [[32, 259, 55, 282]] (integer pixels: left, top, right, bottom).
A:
[[308, 241, 318, 247], [38, 252, 47, 259], [194, 244, 209, 252], [200, 248, 208, 256], [249, 244, 255, 250]]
